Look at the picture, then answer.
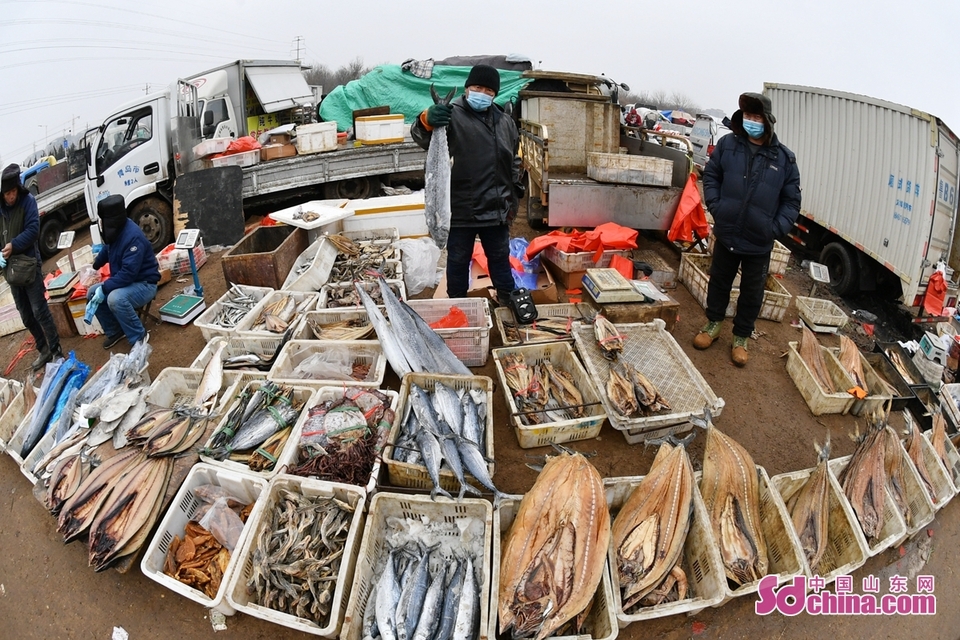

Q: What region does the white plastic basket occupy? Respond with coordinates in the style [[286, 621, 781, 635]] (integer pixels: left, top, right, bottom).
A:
[[908, 429, 957, 511], [786, 341, 856, 416], [145, 366, 240, 415], [292, 309, 375, 341], [490, 495, 617, 639], [274, 387, 399, 495], [0, 378, 26, 449], [317, 279, 406, 310], [491, 342, 606, 449], [188, 335, 281, 376], [827, 455, 908, 557], [233, 290, 318, 340], [407, 298, 493, 367], [193, 285, 274, 342], [267, 340, 386, 389], [226, 475, 367, 638], [925, 427, 960, 492], [140, 463, 269, 614], [604, 476, 726, 626], [796, 296, 849, 332], [342, 491, 492, 640], [282, 236, 338, 292], [494, 303, 588, 347]]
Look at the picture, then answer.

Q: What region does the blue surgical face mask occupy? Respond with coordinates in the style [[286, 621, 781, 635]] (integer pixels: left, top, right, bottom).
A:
[[742, 119, 765, 139], [466, 91, 493, 111]]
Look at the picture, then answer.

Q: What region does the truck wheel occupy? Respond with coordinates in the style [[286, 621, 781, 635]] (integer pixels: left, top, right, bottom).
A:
[[820, 242, 859, 297], [131, 198, 173, 253], [325, 177, 377, 200], [38, 215, 64, 260]]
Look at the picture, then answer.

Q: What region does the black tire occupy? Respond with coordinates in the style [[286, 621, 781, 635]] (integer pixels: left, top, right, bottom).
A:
[[131, 198, 173, 253], [38, 215, 64, 260], [324, 177, 377, 200], [820, 242, 859, 297]]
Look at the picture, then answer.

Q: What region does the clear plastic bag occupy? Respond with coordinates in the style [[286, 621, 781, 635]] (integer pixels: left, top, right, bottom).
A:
[[292, 348, 354, 380], [395, 237, 441, 295], [198, 496, 245, 552], [510, 237, 541, 289]]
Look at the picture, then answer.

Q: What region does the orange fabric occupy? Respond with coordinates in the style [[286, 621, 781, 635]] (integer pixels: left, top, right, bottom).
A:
[[924, 270, 948, 316], [667, 173, 711, 243], [429, 306, 468, 329], [609, 254, 634, 279], [472, 242, 488, 275], [524, 222, 639, 261]]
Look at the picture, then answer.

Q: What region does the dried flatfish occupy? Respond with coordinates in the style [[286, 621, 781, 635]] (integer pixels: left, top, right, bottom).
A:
[[837, 336, 866, 389], [594, 314, 623, 360], [799, 326, 835, 394], [838, 421, 886, 540], [905, 423, 938, 504], [931, 411, 960, 482], [788, 438, 831, 574]]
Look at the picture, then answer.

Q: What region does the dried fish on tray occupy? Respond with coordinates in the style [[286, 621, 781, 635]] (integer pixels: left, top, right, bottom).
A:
[[280, 387, 398, 493], [903, 416, 956, 509], [928, 410, 960, 490], [239, 291, 317, 335], [296, 310, 375, 341], [141, 463, 264, 613], [495, 303, 587, 346], [226, 475, 367, 637], [573, 319, 724, 438], [340, 491, 491, 640], [784, 438, 832, 577]]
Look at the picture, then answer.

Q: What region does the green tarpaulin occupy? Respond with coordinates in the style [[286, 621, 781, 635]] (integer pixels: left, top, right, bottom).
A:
[[318, 64, 530, 132]]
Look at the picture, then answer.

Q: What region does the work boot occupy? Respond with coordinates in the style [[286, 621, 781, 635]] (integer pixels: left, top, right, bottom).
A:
[[693, 320, 723, 350], [31, 346, 53, 371], [103, 333, 124, 350], [732, 335, 750, 367]]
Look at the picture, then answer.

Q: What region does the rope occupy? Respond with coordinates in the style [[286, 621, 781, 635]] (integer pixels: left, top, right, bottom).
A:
[[4, 336, 36, 376]]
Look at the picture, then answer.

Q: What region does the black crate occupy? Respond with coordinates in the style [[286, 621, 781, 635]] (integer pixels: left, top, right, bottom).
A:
[[863, 352, 917, 412]]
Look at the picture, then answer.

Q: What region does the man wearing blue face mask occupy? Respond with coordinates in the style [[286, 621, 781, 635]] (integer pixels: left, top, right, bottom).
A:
[[694, 92, 801, 366], [411, 64, 524, 303]]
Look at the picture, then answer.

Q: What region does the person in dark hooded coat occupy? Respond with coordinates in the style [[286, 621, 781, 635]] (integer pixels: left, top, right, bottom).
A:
[[86, 195, 160, 349], [0, 164, 62, 370], [693, 92, 801, 366]]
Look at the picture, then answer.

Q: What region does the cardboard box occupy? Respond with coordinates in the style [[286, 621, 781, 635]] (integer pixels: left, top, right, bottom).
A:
[[158, 269, 172, 286], [267, 133, 292, 146], [434, 260, 558, 305], [582, 294, 680, 332], [260, 143, 297, 161]]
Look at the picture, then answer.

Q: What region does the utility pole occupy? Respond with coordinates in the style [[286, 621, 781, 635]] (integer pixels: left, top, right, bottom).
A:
[[144, 83, 151, 95], [293, 36, 303, 64]]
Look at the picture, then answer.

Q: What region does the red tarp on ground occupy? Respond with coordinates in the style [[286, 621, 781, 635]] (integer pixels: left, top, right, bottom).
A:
[[524, 222, 639, 262]]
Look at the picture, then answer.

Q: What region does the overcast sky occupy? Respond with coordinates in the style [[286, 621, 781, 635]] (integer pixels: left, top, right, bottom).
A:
[[2, 0, 958, 166]]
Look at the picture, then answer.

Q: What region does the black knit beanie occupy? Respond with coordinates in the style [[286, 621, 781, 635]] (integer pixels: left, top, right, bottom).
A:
[[0, 164, 22, 195], [464, 64, 501, 94], [97, 194, 127, 244]]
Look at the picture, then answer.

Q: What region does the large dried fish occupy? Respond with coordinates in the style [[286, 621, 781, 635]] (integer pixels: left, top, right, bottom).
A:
[[838, 422, 886, 540], [799, 326, 835, 394], [594, 314, 623, 360], [837, 336, 866, 389], [499, 452, 610, 640], [931, 411, 960, 483], [788, 438, 831, 574], [883, 426, 910, 525], [905, 423, 938, 504], [699, 426, 767, 585], [606, 366, 639, 418], [612, 443, 694, 610]]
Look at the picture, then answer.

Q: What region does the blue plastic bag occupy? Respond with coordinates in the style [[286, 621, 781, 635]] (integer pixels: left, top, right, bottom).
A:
[[510, 238, 540, 290]]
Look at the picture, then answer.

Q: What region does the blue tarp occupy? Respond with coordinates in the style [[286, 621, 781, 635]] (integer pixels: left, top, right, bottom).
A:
[[318, 64, 531, 132]]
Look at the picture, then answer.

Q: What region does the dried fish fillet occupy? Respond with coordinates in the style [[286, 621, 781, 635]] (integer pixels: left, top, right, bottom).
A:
[[799, 326, 835, 394], [789, 439, 831, 574], [905, 423, 938, 504], [837, 336, 866, 389]]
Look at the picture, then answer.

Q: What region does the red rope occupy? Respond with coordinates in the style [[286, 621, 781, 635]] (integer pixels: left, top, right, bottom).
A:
[[4, 336, 36, 376]]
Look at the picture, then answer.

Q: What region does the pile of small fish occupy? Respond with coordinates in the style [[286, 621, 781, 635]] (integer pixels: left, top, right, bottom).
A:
[[245, 489, 354, 626], [163, 487, 254, 598], [250, 294, 313, 333], [358, 278, 471, 378], [612, 441, 693, 611], [904, 422, 939, 504], [930, 411, 960, 483], [218, 328, 294, 372], [325, 280, 404, 309], [500, 451, 610, 639], [210, 285, 263, 330], [799, 326, 836, 393], [306, 315, 375, 341], [499, 352, 585, 425], [290, 387, 395, 486], [392, 381, 498, 501], [200, 382, 303, 472], [606, 361, 670, 418], [593, 314, 624, 360], [785, 438, 831, 575], [698, 419, 768, 586]]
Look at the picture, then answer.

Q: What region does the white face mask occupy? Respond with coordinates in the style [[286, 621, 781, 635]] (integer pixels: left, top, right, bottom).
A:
[[466, 91, 493, 111]]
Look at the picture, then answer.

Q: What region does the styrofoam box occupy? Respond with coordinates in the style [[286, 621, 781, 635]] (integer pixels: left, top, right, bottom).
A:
[[827, 454, 907, 557], [0, 379, 26, 450], [604, 476, 726, 626], [199, 380, 316, 479], [193, 137, 234, 158], [490, 495, 617, 640], [696, 466, 805, 606], [282, 237, 338, 292], [925, 427, 960, 492], [785, 341, 856, 416], [355, 114, 405, 145], [193, 285, 274, 342], [292, 309, 375, 341], [226, 475, 367, 638], [587, 151, 672, 187], [770, 465, 867, 585], [295, 122, 338, 154], [274, 387, 399, 495], [189, 335, 281, 376], [140, 463, 269, 615], [210, 148, 260, 168], [342, 193, 426, 238], [491, 342, 607, 449], [268, 199, 353, 231], [267, 340, 386, 389], [382, 373, 495, 494], [317, 280, 405, 310], [233, 291, 319, 341], [343, 492, 491, 640], [407, 298, 493, 368], [908, 429, 957, 511]]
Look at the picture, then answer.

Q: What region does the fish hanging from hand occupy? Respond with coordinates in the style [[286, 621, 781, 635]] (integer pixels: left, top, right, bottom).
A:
[[424, 85, 455, 249]]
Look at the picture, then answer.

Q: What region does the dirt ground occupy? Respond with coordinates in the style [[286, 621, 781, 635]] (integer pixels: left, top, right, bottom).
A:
[[0, 213, 958, 639]]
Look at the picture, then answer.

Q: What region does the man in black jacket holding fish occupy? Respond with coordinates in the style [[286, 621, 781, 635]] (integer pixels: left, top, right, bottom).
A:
[[411, 64, 525, 303]]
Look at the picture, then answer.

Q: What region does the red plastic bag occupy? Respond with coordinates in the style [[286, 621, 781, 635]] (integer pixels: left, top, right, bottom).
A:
[[924, 270, 947, 316], [668, 173, 710, 243], [609, 254, 634, 279], [430, 306, 469, 329], [213, 136, 261, 158]]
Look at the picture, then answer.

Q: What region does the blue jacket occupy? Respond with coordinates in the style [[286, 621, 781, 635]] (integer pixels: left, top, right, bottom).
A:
[[0, 191, 40, 260], [92, 219, 160, 294], [702, 129, 801, 255]]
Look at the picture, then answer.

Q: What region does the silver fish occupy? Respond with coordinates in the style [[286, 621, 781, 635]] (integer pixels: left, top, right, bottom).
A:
[[412, 561, 447, 640], [452, 556, 478, 640], [356, 283, 412, 378], [460, 393, 484, 447], [457, 436, 502, 502], [424, 85, 455, 249], [361, 578, 380, 640], [374, 551, 401, 640], [433, 382, 464, 437], [435, 560, 463, 640], [415, 427, 453, 500], [397, 546, 437, 640], [409, 384, 447, 439], [376, 278, 432, 373]]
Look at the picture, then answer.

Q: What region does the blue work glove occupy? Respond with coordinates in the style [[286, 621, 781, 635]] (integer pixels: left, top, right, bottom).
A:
[[90, 285, 105, 306], [0, 255, 6, 269], [426, 104, 452, 127]]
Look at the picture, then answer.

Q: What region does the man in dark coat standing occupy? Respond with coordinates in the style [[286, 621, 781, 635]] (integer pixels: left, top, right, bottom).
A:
[[411, 64, 525, 303], [0, 164, 62, 370], [694, 92, 801, 366]]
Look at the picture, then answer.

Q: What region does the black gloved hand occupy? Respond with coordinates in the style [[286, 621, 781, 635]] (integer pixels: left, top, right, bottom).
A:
[[426, 104, 453, 127]]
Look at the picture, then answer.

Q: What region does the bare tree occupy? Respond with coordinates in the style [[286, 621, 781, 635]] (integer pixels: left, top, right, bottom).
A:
[[666, 91, 700, 114], [303, 57, 373, 94]]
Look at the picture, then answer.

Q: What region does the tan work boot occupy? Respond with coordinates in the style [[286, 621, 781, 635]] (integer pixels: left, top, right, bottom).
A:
[[693, 320, 723, 350], [732, 335, 749, 366]]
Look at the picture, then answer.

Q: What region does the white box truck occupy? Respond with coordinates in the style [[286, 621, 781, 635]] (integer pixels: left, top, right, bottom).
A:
[[765, 83, 960, 309]]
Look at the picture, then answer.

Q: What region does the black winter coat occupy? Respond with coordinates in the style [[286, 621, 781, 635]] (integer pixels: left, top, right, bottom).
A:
[[702, 130, 801, 255], [411, 95, 523, 227]]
